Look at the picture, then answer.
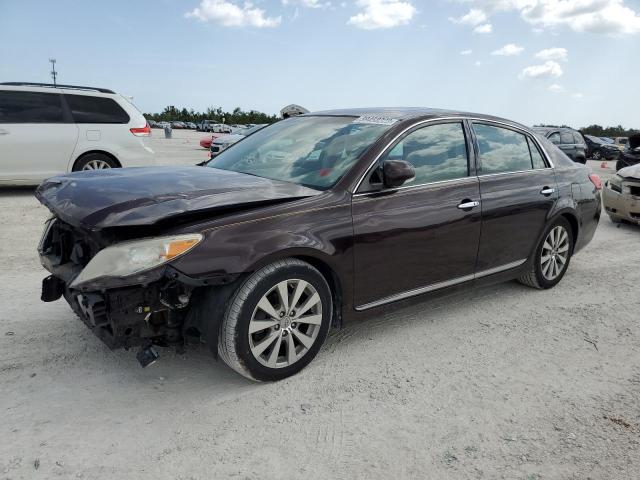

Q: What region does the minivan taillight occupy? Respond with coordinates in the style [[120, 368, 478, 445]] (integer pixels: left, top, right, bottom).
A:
[[589, 173, 602, 191], [130, 123, 150, 137]]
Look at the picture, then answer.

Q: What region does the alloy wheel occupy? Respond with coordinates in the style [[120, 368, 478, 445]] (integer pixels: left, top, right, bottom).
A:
[[540, 226, 570, 281], [593, 151, 602, 160], [248, 279, 323, 368], [82, 159, 112, 170]]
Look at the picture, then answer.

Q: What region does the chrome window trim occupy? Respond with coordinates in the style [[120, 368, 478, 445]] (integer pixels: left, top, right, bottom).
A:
[[352, 116, 554, 194], [354, 258, 527, 311], [352, 175, 478, 198]]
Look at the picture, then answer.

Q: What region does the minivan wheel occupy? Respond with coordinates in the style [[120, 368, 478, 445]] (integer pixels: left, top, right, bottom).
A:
[[73, 153, 119, 171], [218, 259, 332, 381], [518, 217, 574, 290]]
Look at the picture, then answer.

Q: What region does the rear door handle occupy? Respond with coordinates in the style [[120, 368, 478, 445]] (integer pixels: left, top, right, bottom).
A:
[[457, 200, 480, 210], [540, 187, 555, 196], [0, 129, 9, 135]]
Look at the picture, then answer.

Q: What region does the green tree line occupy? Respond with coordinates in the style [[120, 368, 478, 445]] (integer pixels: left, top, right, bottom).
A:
[[144, 106, 278, 125]]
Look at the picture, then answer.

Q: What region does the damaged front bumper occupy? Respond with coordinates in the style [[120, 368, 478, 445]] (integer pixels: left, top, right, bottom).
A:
[[38, 218, 237, 354], [603, 181, 640, 224]]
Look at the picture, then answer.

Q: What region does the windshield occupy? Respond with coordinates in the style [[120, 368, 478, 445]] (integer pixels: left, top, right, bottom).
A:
[[207, 116, 392, 189]]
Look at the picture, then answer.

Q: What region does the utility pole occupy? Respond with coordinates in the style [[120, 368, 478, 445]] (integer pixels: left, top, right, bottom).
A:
[[49, 59, 57, 86]]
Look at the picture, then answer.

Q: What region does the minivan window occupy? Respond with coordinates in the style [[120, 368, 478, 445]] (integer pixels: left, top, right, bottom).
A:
[[0, 91, 65, 123], [474, 123, 532, 174], [381, 122, 468, 184], [65, 94, 130, 124]]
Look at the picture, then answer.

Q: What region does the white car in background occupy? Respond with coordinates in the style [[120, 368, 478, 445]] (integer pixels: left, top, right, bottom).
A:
[[0, 82, 155, 186]]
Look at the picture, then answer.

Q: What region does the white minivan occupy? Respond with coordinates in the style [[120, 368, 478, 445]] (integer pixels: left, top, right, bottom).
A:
[[0, 82, 155, 186]]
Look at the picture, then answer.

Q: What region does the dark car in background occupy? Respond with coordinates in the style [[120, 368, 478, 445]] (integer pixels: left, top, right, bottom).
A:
[[583, 135, 620, 160], [35, 108, 601, 381], [533, 127, 587, 163], [616, 133, 640, 171]]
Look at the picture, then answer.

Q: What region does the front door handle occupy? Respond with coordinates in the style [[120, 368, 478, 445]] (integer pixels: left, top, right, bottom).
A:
[[457, 200, 480, 210], [540, 187, 555, 196], [0, 129, 9, 136]]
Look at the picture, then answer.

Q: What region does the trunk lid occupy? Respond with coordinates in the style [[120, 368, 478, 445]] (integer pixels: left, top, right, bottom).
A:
[[35, 166, 321, 230]]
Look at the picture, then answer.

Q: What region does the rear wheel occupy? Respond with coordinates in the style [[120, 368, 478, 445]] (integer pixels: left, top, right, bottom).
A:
[[73, 153, 119, 171], [592, 150, 602, 160], [218, 259, 332, 381], [519, 217, 574, 290]]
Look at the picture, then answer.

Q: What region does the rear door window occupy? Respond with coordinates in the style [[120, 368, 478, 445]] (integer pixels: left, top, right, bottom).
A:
[[473, 123, 533, 174], [0, 90, 65, 123], [527, 138, 547, 169], [65, 94, 130, 124], [548, 132, 561, 144]]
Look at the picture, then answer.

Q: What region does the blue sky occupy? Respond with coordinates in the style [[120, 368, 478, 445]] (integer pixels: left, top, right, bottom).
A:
[[1, 0, 639, 128]]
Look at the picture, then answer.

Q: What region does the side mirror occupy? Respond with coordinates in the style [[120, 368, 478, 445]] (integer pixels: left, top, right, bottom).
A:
[[383, 160, 415, 188]]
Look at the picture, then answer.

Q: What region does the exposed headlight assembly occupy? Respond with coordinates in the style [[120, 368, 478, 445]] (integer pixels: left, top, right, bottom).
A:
[[608, 175, 623, 194], [70, 233, 203, 289]]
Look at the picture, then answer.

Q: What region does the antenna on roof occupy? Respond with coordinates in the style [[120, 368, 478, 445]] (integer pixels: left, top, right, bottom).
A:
[[49, 59, 57, 86]]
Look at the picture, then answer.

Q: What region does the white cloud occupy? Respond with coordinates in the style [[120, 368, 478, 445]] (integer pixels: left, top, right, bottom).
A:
[[185, 0, 281, 27], [491, 43, 524, 56], [456, 0, 640, 35], [572, 93, 584, 99], [460, 49, 473, 55], [475, 60, 482, 67], [535, 47, 568, 62], [548, 83, 564, 93], [473, 23, 492, 33], [519, 60, 563, 79], [348, 0, 416, 29], [282, 0, 330, 8], [449, 8, 487, 25]]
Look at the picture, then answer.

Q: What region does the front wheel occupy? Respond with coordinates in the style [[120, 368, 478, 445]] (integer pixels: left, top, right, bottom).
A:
[[592, 150, 602, 160], [519, 218, 574, 290], [218, 259, 332, 381]]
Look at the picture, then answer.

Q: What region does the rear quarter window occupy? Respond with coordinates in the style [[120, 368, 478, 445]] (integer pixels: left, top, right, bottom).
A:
[[0, 90, 65, 123], [65, 94, 130, 124]]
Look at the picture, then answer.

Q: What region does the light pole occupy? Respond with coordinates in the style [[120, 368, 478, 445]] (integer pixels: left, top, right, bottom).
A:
[[49, 59, 57, 86]]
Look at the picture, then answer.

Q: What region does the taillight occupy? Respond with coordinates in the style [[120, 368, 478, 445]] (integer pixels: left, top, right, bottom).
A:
[[589, 173, 602, 190], [130, 123, 151, 137]]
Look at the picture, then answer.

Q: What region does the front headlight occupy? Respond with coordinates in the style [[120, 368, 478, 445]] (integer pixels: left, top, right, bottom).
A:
[[70, 233, 202, 288], [608, 175, 623, 193]]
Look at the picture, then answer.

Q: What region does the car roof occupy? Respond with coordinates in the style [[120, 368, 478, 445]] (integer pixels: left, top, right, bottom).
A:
[[0, 82, 118, 97], [306, 107, 528, 127]]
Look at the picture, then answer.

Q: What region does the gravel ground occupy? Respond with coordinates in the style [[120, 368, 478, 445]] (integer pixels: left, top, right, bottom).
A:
[[0, 140, 638, 479]]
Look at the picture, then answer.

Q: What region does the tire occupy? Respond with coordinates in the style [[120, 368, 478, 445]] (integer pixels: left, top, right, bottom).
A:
[[575, 156, 587, 165], [592, 150, 602, 160], [518, 217, 574, 290], [218, 259, 332, 381], [73, 153, 119, 171]]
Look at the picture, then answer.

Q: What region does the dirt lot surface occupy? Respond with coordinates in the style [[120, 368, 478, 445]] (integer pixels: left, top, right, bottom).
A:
[[1, 139, 638, 479]]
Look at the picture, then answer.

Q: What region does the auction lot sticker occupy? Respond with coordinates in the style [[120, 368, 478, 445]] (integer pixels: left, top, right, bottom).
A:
[[353, 114, 399, 126]]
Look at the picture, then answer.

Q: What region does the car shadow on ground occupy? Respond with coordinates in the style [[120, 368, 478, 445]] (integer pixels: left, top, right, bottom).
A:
[[0, 186, 37, 197], [70, 279, 528, 388]]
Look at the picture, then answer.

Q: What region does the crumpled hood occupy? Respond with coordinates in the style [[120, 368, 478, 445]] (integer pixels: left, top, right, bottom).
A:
[[618, 163, 640, 180], [35, 166, 321, 230]]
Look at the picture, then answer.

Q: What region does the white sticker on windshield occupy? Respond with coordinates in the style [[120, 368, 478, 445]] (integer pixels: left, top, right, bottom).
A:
[[352, 114, 399, 126]]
